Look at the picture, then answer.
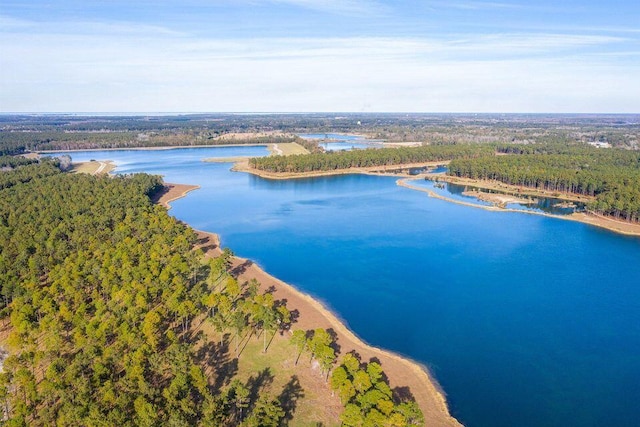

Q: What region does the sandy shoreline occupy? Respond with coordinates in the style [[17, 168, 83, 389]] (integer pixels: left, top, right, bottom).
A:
[[398, 177, 640, 237], [461, 190, 536, 207], [153, 183, 200, 210], [157, 183, 462, 427], [428, 173, 593, 204], [234, 160, 448, 180]]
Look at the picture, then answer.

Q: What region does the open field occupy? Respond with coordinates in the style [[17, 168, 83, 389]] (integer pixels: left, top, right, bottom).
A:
[[275, 142, 310, 155], [71, 160, 116, 175]]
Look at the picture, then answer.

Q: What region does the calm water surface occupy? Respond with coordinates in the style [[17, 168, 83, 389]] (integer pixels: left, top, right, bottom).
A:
[[410, 179, 581, 215], [52, 147, 640, 427], [299, 133, 383, 151]]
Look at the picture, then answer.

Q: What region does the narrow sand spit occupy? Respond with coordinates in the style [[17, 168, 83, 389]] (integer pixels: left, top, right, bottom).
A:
[[398, 177, 640, 237], [461, 190, 536, 207], [233, 160, 449, 180], [157, 183, 462, 427], [153, 183, 200, 209]]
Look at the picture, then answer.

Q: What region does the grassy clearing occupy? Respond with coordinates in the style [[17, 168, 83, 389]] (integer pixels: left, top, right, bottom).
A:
[[276, 142, 309, 156], [195, 320, 342, 427], [201, 142, 308, 163], [71, 161, 102, 174], [71, 160, 115, 175]]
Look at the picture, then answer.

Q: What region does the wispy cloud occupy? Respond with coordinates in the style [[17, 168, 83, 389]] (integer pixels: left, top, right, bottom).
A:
[[504, 24, 640, 36], [1, 1, 638, 113], [171, 33, 624, 62], [425, 1, 525, 11], [264, 0, 388, 16], [2, 24, 636, 113]]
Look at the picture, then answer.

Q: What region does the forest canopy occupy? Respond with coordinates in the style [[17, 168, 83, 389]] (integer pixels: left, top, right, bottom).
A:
[[249, 144, 494, 172], [448, 145, 640, 222], [0, 160, 424, 426]]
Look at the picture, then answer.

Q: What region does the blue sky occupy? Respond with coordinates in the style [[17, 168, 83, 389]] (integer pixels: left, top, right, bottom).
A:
[[1, 0, 638, 112]]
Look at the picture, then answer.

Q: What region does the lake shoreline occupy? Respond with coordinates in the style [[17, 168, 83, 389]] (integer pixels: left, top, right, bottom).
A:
[[157, 182, 463, 427], [34, 143, 274, 153], [153, 183, 201, 210], [233, 159, 448, 180], [424, 173, 593, 204], [235, 163, 640, 237], [398, 177, 640, 237]]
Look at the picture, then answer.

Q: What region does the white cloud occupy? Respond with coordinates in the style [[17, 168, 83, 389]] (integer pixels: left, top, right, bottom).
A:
[[0, 23, 637, 112]]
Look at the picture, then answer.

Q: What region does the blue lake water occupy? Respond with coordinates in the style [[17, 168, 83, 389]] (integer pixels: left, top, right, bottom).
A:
[[49, 148, 640, 427], [299, 133, 383, 151]]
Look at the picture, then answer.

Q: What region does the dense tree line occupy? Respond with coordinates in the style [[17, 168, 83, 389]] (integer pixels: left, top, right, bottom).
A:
[[0, 131, 137, 153], [494, 143, 593, 155], [250, 144, 494, 173], [448, 147, 640, 221], [0, 137, 30, 156], [0, 160, 61, 190], [0, 131, 300, 153], [0, 156, 38, 169], [0, 162, 296, 425]]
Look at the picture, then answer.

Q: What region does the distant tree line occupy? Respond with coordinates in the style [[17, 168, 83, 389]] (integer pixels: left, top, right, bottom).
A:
[[3, 113, 637, 155], [0, 131, 301, 153]]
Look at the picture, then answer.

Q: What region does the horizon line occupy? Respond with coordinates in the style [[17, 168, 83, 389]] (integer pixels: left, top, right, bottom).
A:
[[1, 111, 639, 116]]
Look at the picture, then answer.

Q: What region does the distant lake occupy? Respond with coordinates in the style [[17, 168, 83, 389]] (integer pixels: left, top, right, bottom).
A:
[[47, 146, 640, 427], [298, 133, 383, 151]]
